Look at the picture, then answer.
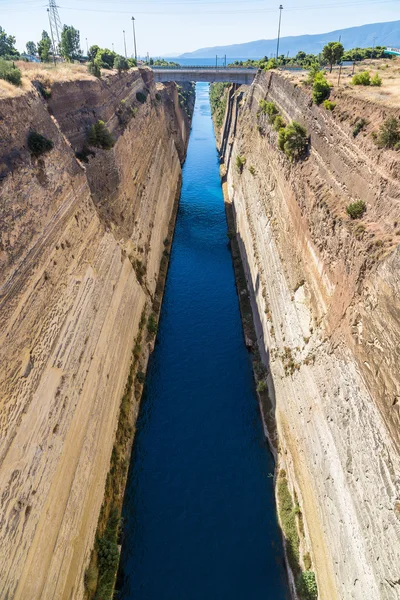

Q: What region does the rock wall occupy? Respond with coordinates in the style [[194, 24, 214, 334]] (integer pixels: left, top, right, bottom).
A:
[[0, 68, 192, 599], [221, 71, 400, 599]]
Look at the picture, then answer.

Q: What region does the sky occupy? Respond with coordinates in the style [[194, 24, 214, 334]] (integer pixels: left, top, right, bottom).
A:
[[1, 0, 399, 57]]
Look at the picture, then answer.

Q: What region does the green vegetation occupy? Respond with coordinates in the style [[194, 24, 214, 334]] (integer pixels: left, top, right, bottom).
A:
[[249, 165, 256, 176], [377, 117, 400, 149], [60, 25, 81, 61], [303, 552, 312, 571], [87, 120, 114, 149], [273, 115, 286, 131], [343, 45, 388, 61], [26, 41, 36, 56], [371, 73, 382, 86], [346, 200, 366, 219], [27, 131, 54, 156], [278, 121, 308, 161], [151, 58, 180, 67], [257, 380, 267, 393], [297, 571, 318, 600], [0, 59, 21, 86], [114, 54, 129, 73], [323, 99, 336, 111], [322, 41, 344, 72], [177, 83, 195, 116], [88, 61, 101, 78], [352, 118, 367, 137], [37, 31, 51, 62], [306, 63, 321, 84], [147, 313, 158, 336], [136, 91, 147, 104], [259, 99, 278, 122], [352, 70, 371, 85], [312, 73, 330, 105], [277, 470, 300, 572], [209, 82, 230, 128], [0, 25, 19, 60], [236, 154, 246, 173]]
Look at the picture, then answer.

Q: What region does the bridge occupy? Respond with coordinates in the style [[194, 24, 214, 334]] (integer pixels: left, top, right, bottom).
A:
[[152, 66, 257, 85], [384, 47, 400, 56]]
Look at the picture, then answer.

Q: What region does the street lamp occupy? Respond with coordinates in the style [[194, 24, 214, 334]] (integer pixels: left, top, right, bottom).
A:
[[123, 30, 127, 58], [86, 37, 89, 56], [276, 5, 283, 61], [132, 16, 137, 63]]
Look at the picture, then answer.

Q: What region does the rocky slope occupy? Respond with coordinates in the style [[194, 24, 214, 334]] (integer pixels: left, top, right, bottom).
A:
[[0, 67, 193, 599], [219, 71, 400, 599]]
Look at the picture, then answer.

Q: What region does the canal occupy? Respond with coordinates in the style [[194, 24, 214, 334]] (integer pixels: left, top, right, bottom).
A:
[[118, 82, 289, 599]]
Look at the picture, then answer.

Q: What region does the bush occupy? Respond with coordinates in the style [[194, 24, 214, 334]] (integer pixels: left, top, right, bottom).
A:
[[273, 115, 286, 131], [88, 61, 101, 78], [236, 154, 246, 173], [323, 99, 336, 111], [352, 118, 367, 137], [306, 63, 321, 84], [352, 71, 371, 86], [249, 165, 256, 175], [259, 99, 278, 123], [346, 200, 366, 219], [377, 117, 400, 148], [87, 120, 114, 149], [265, 57, 278, 70], [277, 471, 300, 574], [297, 571, 318, 600], [27, 131, 54, 156], [147, 313, 157, 336], [312, 73, 330, 105], [257, 380, 267, 393], [114, 54, 129, 73], [279, 121, 308, 161], [136, 91, 147, 104], [371, 73, 382, 87], [0, 59, 21, 86]]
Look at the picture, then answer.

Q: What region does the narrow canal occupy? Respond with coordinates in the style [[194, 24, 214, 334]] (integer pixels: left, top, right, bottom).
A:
[[118, 83, 289, 599]]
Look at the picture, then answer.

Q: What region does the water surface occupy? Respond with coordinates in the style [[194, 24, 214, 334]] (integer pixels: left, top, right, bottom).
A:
[[118, 82, 289, 600]]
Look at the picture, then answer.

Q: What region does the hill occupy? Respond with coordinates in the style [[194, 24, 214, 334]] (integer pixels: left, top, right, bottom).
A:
[[179, 20, 400, 59]]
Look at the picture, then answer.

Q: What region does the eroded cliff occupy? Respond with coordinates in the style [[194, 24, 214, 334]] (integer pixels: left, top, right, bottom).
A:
[[220, 72, 400, 599], [0, 67, 193, 599]]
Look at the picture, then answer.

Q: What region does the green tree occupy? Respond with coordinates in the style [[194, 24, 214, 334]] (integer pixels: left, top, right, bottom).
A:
[[26, 41, 37, 56], [114, 55, 129, 72], [279, 121, 308, 161], [88, 44, 99, 62], [0, 26, 18, 58], [60, 25, 81, 61], [37, 31, 51, 62], [312, 72, 330, 104], [322, 41, 344, 72], [94, 48, 116, 69]]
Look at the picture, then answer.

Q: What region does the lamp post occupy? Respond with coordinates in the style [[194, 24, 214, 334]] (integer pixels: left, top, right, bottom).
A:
[[276, 5, 283, 61], [86, 37, 89, 56], [123, 30, 127, 58], [132, 16, 137, 63]]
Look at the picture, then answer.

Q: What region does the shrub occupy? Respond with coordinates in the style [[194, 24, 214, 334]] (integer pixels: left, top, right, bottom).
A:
[[27, 131, 54, 156], [259, 99, 278, 123], [352, 71, 371, 86], [306, 63, 321, 84], [249, 165, 256, 175], [236, 154, 246, 173], [277, 471, 300, 574], [87, 120, 114, 149], [0, 59, 22, 86], [346, 200, 366, 219], [136, 371, 146, 384], [352, 118, 367, 137], [377, 117, 400, 148], [257, 380, 267, 393], [371, 73, 382, 86], [312, 73, 330, 105], [279, 121, 308, 161], [88, 61, 101, 78], [303, 552, 312, 571], [155, 92, 162, 102], [265, 57, 278, 70], [147, 313, 157, 336], [323, 99, 336, 111], [114, 54, 129, 73], [273, 115, 286, 131], [297, 571, 318, 600], [136, 91, 147, 104]]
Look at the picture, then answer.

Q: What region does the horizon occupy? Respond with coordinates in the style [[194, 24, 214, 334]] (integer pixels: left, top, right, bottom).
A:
[[1, 0, 400, 58]]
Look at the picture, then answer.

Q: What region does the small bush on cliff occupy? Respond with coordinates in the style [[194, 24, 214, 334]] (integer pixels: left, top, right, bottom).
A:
[[273, 114, 286, 131], [147, 313, 158, 336], [136, 91, 147, 104], [265, 57, 278, 70], [297, 571, 318, 600], [346, 200, 366, 219], [312, 72, 330, 105], [352, 70, 371, 85], [114, 54, 129, 73], [377, 117, 400, 149], [259, 99, 278, 123], [323, 99, 336, 111], [0, 58, 22, 86], [236, 154, 246, 173], [88, 61, 101, 78], [371, 72, 382, 86], [87, 120, 114, 149], [352, 118, 367, 137], [277, 470, 300, 574], [306, 63, 321, 84], [27, 131, 54, 156], [278, 121, 308, 161]]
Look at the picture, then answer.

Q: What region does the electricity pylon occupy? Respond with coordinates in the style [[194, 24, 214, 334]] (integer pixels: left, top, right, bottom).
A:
[[48, 0, 62, 56]]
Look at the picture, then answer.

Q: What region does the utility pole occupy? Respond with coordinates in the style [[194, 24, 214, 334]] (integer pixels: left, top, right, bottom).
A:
[[112, 42, 114, 52], [132, 16, 137, 63], [123, 30, 127, 58], [216, 54, 218, 68], [48, 0, 62, 53], [47, 8, 57, 65], [371, 35, 377, 63], [337, 62, 342, 87], [86, 37, 89, 56], [276, 5, 283, 60]]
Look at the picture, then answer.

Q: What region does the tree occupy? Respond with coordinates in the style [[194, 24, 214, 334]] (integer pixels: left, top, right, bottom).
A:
[[60, 25, 81, 61], [88, 44, 100, 62], [37, 31, 51, 62], [312, 73, 330, 104], [94, 48, 116, 69], [279, 121, 308, 161], [0, 26, 18, 58], [322, 41, 344, 72], [26, 41, 37, 56], [114, 55, 129, 72]]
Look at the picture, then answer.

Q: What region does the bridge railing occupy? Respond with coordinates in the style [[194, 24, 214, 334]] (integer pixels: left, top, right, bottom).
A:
[[151, 65, 257, 70]]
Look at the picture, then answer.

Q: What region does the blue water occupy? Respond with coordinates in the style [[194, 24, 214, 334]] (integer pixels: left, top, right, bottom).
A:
[[118, 83, 289, 600]]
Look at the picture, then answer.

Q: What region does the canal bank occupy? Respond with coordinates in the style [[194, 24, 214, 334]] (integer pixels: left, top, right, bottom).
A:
[[117, 82, 289, 599]]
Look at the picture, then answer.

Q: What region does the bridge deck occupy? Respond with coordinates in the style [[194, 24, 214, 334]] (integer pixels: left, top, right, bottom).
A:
[[151, 67, 257, 84]]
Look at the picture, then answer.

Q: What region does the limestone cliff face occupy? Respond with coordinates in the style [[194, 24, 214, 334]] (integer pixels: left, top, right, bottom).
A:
[[221, 72, 400, 599], [0, 68, 192, 599]]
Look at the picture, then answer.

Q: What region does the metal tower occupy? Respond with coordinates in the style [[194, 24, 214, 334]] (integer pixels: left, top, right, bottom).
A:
[[48, 0, 62, 55]]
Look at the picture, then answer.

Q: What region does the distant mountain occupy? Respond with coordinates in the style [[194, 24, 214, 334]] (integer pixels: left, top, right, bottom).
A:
[[179, 20, 400, 59]]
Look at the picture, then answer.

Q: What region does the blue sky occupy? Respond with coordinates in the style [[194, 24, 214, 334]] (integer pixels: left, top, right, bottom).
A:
[[1, 0, 399, 57]]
